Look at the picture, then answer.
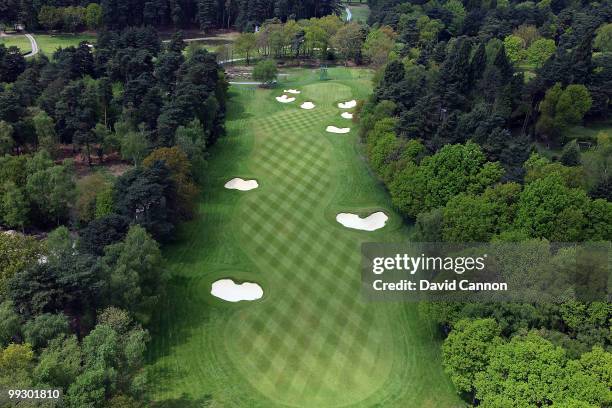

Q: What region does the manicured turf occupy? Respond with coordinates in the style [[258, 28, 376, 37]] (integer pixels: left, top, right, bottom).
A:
[[0, 35, 31, 53], [343, 2, 371, 23], [147, 67, 460, 407], [35, 34, 96, 56]]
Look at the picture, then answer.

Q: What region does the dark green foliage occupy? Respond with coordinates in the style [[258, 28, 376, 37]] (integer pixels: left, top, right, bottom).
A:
[[113, 161, 178, 241]]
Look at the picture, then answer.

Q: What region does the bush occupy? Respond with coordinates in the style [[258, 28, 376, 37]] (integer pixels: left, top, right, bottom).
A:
[[252, 60, 278, 86]]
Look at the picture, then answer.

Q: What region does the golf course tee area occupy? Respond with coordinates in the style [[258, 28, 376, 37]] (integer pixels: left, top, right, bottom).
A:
[[147, 67, 461, 407]]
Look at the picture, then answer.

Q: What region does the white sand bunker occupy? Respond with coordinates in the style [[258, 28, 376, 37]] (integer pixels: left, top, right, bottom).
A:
[[336, 212, 388, 231], [341, 112, 353, 119], [284, 89, 300, 94], [326, 126, 350, 134], [301, 101, 315, 110], [224, 178, 259, 191], [211, 279, 263, 302], [276, 94, 295, 103], [338, 100, 357, 109]]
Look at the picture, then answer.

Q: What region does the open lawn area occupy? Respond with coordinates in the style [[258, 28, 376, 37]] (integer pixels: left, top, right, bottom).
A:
[[0, 35, 31, 53], [345, 3, 370, 23], [146, 67, 460, 407], [35, 33, 96, 56]]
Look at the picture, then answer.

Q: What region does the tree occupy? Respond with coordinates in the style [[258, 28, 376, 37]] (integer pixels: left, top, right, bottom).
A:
[[331, 23, 365, 63], [252, 59, 278, 86], [26, 160, 76, 226], [0, 120, 14, 155], [234, 32, 257, 64], [85, 3, 103, 30], [38, 6, 62, 30], [34, 334, 81, 389], [474, 333, 610, 407], [389, 142, 504, 218], [560, 140, 581, 166], [23, 313, 69, 349], [514, 174, 591, 241], [555, 84, 592, 127], [442, 319, 501, 395], [526, 38, 556, 67], [0, 301, 20, 346], [0, 45, 26, 83], [362, 26, 396, 67], [594, 23, 612, 52], [0, 233, 42, 299], [2, 182, 28, 230], [503, 35, 525, 64], [78, 214, 129, 256], [121, 128, 149, 166], [32, 111, 58, 156], [113, 162, 178, 241], [100, 225, 163, 323]]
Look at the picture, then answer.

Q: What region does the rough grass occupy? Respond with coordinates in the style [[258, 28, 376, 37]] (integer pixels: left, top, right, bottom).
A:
[[146, 67, 460, 407], [0, 35, 31, 53], [35, 33, 96, 56]]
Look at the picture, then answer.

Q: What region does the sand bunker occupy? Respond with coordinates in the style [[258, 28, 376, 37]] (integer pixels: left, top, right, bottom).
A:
[[341, 112, 353, 119], [284, 89, 301, 94], [336, 212, 388, 231], [224, 178, 259, 191], [338, 100, 357, 109], [276, 94, 296, 103], [211, 279, 263, 302], [326, 126, 350, 134], [300, 101, 315, 109]]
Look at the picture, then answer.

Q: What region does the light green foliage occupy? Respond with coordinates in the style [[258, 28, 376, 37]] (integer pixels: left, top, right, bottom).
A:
[[252, 59, 278, 85], [0, 301, 20, 346], [25, 158, 76, 224], [537, 83, 592, 139], [32, 111, 58, 156], [441, 183, 521, 242], [556, 84, 592, 127], [363, 26, 396, 66], [23, 313, 70, 349], [94, 185, 115, 219], [503, 35, 526, 63], [101, 226, 163, 324], [85, 3, 103, 30], [34, 335, 82, 389], [442, 319, 501, 394], [2, 181, 28, 229], [594, 23, 612, 52], [474, 333, 611, 406], [389, 142, 504, 217], [76, 173, 111, 224], [0, 343, 34, 389], [524, 152, 584, 188], [514, 174, 591, 240], [0, 233, 42, 299], [234, 32, 257, 63], [443, 0, 466, 34], [527, 38, 556, 67], [120, 129, 149, 166]]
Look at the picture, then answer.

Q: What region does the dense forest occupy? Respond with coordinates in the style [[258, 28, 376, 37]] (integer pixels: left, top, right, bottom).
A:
[[359, 0, 612, 405], [0, 28, 227, 406], [0, 0, 341, 31], [0, 0, 610, 406]]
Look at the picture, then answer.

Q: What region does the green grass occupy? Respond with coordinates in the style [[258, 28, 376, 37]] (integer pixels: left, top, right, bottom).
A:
[[34, 33, 96, 56], [146, 67, 461, 407], [0, 35, 31, 53], [342, 2, 370, 23]]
